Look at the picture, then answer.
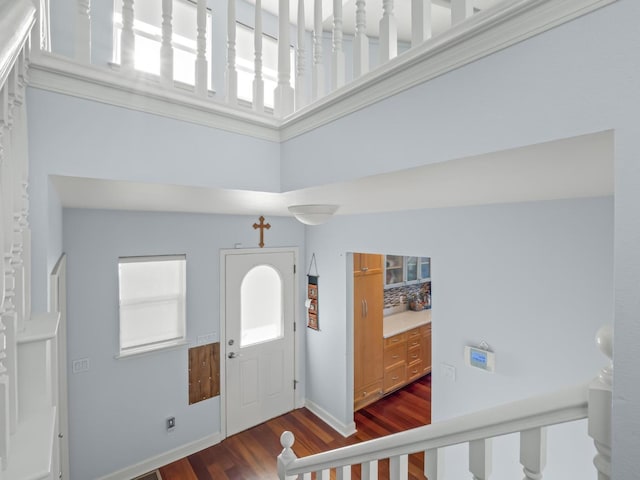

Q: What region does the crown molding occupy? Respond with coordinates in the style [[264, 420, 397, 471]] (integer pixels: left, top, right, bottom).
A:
[[26, 0, 615, 144], [28, 52, 282, 142]]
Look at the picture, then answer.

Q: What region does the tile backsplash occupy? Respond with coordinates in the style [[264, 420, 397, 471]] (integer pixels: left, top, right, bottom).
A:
[[384, 281, 431, 310]]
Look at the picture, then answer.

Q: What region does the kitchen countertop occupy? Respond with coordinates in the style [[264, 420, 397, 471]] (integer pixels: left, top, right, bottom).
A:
[[383, 309, 431, 338]]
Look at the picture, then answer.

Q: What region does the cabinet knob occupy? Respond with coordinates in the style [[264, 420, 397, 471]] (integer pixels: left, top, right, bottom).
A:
[[362, 391, 367, 396]]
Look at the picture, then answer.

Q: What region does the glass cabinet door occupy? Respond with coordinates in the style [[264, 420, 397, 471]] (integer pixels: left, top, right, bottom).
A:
[[385, 255, 404, 286], [406, 256, 418, 282], [419, 257, 431, 280]]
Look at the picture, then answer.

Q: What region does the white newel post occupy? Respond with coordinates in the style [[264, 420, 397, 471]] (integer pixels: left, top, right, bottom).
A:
[[277, 431, 298, 480], [1, 77, 18, 437], [0, 85, 8, 479], [253, 0, 264, 112], [411, 0, 431, 47], [295, 0, 306, 110], [588, 325, 613, 480], [161, 0, 173, 87], [332, 0, 345, 91], [120, 0, 135, 72], [75, 0, 91, 63], [520, 427, 547, 480], [379, 0, 397, 63], [353, 0, 368, 78], [195, 0, 208, 97], [451, 0, 472, 25], [274, 0, 294, 117], [312, 0, 324, 101], [469, 438, 492, 480], [225, 0, 238, 104]]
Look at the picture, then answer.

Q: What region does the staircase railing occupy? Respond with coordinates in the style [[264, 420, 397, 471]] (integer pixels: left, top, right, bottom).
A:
[[0, 1, 37, 478], [277, 325, 613, 479], [30, 0, 494, 118]]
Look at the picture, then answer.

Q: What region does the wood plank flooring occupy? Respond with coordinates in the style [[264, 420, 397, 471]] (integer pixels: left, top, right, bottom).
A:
[[158, 375, 431, 480]]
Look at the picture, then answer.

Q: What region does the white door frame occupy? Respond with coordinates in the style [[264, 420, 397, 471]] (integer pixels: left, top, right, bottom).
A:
[[219, 247, 300, 438]]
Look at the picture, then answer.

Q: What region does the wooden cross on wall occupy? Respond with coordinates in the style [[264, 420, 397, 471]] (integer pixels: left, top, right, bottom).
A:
[[253, 216, 271, 248]]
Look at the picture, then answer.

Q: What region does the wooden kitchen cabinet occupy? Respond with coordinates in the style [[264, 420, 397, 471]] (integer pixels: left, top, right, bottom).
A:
[[354, 253, 383, 276], [353, 270, 384, 410], [383, 324, 432, 394], [421, 324, 432, 374]]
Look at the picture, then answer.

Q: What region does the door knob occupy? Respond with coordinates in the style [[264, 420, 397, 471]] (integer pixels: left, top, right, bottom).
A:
[[228, 352, 238, 359]]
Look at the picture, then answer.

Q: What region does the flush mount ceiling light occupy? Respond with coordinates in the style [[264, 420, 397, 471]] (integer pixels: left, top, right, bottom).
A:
[[288, 204, 339, 225]]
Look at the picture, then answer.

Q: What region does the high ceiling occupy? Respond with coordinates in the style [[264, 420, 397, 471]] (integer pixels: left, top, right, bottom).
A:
[[52, 131, 614, 219]]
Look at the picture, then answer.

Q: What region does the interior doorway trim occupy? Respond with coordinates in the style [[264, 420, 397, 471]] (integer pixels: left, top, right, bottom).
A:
[[219, 247, 300, 439]]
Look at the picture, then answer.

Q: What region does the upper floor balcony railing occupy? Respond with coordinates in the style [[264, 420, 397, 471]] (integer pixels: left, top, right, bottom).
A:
[[21, 0, 614, 138]]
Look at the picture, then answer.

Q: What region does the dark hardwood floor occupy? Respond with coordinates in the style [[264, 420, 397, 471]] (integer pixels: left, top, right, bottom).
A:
[[158, 374, 431, 480]]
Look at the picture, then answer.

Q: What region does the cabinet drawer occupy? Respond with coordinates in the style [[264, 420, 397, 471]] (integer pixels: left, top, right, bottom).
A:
[[354, 381, 383, 410], [407, 360, 424, 382], [384, 343, 407, 368], [384, 364, 407, 393], [407, 335, 422, 350], [407, 327, 422, 342], [408, 344, 422, 364], [419, 324, 431, 336], [384, 332, 407, 348]]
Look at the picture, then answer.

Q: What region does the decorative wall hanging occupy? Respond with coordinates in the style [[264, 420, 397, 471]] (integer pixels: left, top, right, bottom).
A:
[[306, 254, 319, 330], [253, 215, 271, 248]]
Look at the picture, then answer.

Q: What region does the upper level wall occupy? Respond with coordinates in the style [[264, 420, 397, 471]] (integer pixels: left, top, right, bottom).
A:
[[27, 87, 281, 312], [281, 1, 640, 478]]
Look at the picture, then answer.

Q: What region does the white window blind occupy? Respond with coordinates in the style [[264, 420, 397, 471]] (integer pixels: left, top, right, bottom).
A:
[[118, 255, 186, 356]]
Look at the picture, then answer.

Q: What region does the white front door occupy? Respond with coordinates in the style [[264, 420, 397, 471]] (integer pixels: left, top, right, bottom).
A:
[[224, 250, 295, 436]]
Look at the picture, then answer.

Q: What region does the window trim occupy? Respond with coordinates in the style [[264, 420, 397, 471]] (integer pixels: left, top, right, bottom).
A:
[[117, 254, 187, 358]]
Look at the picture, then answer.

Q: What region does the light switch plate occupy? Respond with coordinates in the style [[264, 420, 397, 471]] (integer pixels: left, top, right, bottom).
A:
[[441, 363, 456, 382], [72, 357, 90, 374]]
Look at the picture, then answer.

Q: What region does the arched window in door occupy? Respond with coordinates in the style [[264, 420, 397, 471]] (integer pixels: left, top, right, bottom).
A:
[[240, 265, 283, 347]]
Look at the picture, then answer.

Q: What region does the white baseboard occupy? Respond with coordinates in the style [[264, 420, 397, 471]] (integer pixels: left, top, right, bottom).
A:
[[304, 400, 357, 438], [97, 432, 223, 480]]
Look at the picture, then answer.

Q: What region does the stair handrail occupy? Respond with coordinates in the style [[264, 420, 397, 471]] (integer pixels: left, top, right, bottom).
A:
[[278, 325, 613, 479], [0, 0, 35, 89], [279, 382, 588, 476]]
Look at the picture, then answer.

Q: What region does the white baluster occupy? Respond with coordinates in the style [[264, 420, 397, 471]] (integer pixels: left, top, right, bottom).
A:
[[277, 431, 298, 480], [294, 0, 306, 110], [161, 0, 173, 87], [75, 0, 91, 63], [361, 460, 378, 480], [520, 427, 547, 480], [332, 0, 345, 90], [315, 470, 329, 480], [253, 0, 264, 112], [195, 0, 208, 97], [336, 465, 351, 480], [411, 0, 431, 47], [225, 0, 237, 104], [451, 0, 472, 25], [389, 454, 408, 480], [312, 0, 324, 101], [379, 0, 397, 63], [120, 0, 135, 72], [424, 448, 443, 479], [588, 325, 613, 480], [469, 438, 492, 480], [274, 0, 294, 117], [353, 0, 369, 78]]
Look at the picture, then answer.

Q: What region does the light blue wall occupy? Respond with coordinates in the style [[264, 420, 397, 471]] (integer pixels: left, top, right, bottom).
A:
[[62, 209, 305, 479], [281, 2, 640, 477], [27, 88, 281, 313], [305, 197, 613, 478]]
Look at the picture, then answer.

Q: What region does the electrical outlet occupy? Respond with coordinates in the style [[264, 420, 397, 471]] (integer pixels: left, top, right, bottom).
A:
[[197, 333, 216, 345], [441, 363, 456, 382], [72, 357, 90, 374], [167, 417, 176, 432]]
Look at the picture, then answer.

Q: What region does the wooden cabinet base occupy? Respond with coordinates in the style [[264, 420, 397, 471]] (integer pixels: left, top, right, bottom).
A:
[[354, 380, 383, 411]]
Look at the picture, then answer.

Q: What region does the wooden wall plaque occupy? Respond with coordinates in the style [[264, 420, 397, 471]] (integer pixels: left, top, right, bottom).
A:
[[188, 343, 220, 405]]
